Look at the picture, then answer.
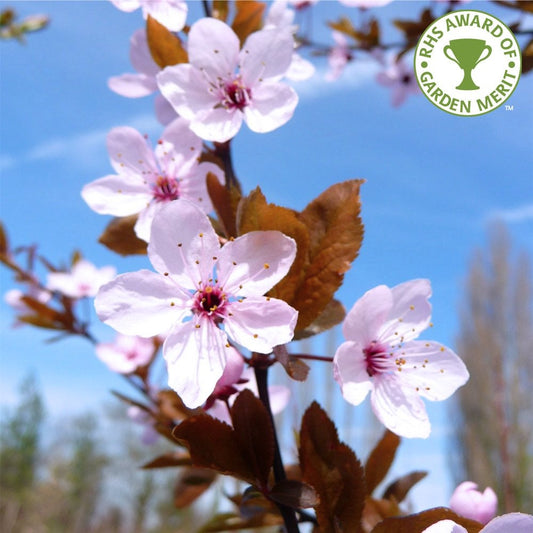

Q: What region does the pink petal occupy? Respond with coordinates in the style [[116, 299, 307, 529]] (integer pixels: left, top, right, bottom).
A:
[[399, 341, 469, 401], [379, 279, 432, 343], [143, 0, 187, 32], [108, 73, 158, 97], [154, 93, 178, 125], [96, 334, 153, 374], [179, 161, 224, 214], [188, 18, 240, 81], [129, 29, 159, 77], [333, 340, 373, 405], [224, 297, 297, 353], [157, 64, 218, 121], [244, 82, 298, 133], [240, 27, 294, 86], [422, 521, 466, 533], [218, 231, 296, 297], [212, 347, 245, 393], [107, 126, 158, 177], [134, 200, 160, 242], [81, 174, 151, 216], [155, 117, 202, 177], [268, 385, 291, 415], [164, 317, 229, 407], [371, 374, 431, 438], [110, 0, 140, 13], [342, 285, 393, 346], [188, 105, 243, 142], [483, 513, 533, 533], [94, 270, 188, 337], [450, 482, 498, 525], [147, 200, 220, 290]]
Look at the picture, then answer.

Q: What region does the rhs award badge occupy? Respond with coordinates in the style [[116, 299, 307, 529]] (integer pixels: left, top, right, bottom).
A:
[[414, 10, 521, 116]]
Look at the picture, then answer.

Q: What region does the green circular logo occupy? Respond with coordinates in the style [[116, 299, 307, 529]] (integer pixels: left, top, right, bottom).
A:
[[414, 10, 521, 116]]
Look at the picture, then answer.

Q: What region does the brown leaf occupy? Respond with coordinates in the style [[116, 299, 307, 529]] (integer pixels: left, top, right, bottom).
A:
[[295, 179, 364, 330], [232, 0, 266, 45], [370, 507, 484, 533], [146, 15, 188, 69], [495, 0, 533, 13], [522, 38, 533, 74], [237, 187, 310, 305], [98, 215, 147, 256], [300, 402, 365, 533], [364, 429, 401, 496], [157, 389, 203, 421], [363, 497, 403, 532], [294, 298, 346, 340], [328, 17, 380, 48], [230, 389, 274, 489], [269, 480, 319, 509], [199, 511, 282, 532], [382, 471, 427, 503], [174, 467, 218, 508], [393, 8, 435, 55], [206, 171, 241, 238], [273, 345, 310, 382], [142, 452, 192, 469], [0, 220, 8, 257], [212, 0, 229, 21]]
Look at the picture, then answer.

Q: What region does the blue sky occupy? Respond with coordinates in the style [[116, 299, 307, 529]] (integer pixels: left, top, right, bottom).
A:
[[1, 0, 532, 513]]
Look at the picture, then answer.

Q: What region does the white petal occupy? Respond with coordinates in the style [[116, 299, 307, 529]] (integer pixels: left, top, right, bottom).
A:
[[108, 73, 158, 97], [107, 126, 158, 177], [422, 521, 466, 533], [134, 201, 160, 243], [371, 375, 431, 438], [147, 200, 220, 290], [483, 513, 533, 533], [286, 53, 315, 81], [218, 231, 296, 297], [343, 285, 393, 346], [380, 279, 432, 343], [164, 317, 228, 408], [190, 106, 243, 142], [157, 64, 218, 120], [180, 161, 224, 214], [154, 93, 178, 125], [110, 0, 140, 13], [244, 82, 298, 133], [333, 340, 373, 406], [81, 174, 151, 216], [240, 28, 294, 86], [94, 270, 188, 337], [188, 18, 239, 81], [224, 297, 297, 353], [399, 341, 469, 401], [156, 117, 202, 177], [129, 29, 159, 77], [143, 0, 187, 32]]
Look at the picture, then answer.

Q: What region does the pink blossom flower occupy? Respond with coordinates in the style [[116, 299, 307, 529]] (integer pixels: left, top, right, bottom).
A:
[[108, 29, 177, 125], [157, 18, 298, 142], [339, 0, 393, 7], [4, 287, 52, 327], [204, 347, 290, 424], [47, 259, 116, 299], [333, 279, 469, 438], [376, 57, 420, 107], [110, 0, 187, 32], [288, 0, 319, 9], [449, 482, 498, 525], [422, 513, 533, 533], [95, 199, 298, 408], [326, 31, 352, 81], [95, 334, 155, 374], [81, 118, 224, 242]]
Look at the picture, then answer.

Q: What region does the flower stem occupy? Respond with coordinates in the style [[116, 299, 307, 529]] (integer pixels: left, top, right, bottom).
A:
[[292, 353, 334, 363], [213, 140, 241, 193], [253, 362, 300, 533]]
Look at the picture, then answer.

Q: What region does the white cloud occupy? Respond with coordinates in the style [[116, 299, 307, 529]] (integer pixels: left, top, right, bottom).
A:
[[487, 204, 533, 223]]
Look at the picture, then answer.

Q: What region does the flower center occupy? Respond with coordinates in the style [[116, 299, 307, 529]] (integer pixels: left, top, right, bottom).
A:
[[193, 284, 227, 318], [152, 175, 180, 202], [222, 78, 251, 111], [363, 340, 392, 377]]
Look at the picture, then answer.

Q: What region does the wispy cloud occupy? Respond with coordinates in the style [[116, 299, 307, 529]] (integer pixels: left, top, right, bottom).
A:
[[487, 204, 533, 224]]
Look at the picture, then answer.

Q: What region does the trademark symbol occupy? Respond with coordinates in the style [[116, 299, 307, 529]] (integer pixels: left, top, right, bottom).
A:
[[505, 105, 514, 111]]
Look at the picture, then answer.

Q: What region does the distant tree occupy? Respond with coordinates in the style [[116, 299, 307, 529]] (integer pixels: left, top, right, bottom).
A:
[[451, 222, 533, 513]]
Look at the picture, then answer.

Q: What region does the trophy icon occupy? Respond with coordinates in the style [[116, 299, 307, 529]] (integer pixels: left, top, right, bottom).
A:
[[443, 39, 492, 90]]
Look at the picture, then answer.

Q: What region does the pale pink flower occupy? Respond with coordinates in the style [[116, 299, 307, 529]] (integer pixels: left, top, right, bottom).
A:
[[47, 259, 116, 299], [339, 0, 393, 7], [422, 513, 533, 533], [264, 0, 315, 82], [333, 279, 469, 438], [288, 0, 319, 9], [96, 334, 155, 374], [81, 118, 224, 242], [204, 347, 290, 424], [5, 287, 52, 327], [95, 199, 298, 408], [449, 482, 498, 525], [376, 57, 420, 107], [110, 0, 187, 32], [108, 29, 177, 125], [157, 17, 298, 142], [326, 31, 352, 81]]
